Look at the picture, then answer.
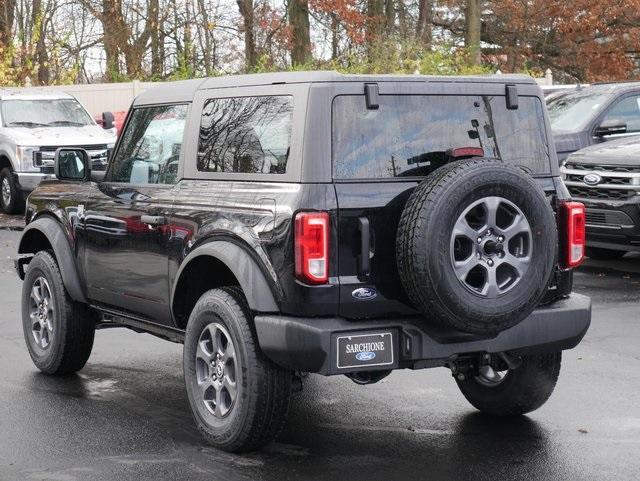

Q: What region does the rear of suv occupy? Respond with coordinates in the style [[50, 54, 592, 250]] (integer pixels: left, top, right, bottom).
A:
[[16, 72, 591, 453]]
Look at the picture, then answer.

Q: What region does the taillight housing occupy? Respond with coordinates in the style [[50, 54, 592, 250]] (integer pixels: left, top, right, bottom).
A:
[[560, 201, 586, 268], [294, 211, 329, 284]]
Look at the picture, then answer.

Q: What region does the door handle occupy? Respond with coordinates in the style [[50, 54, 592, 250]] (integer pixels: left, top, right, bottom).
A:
[[140, 215, 167, 226], [358, 217, 371, 277]]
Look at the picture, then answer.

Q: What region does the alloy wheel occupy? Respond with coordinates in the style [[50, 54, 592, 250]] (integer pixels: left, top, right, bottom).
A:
[[29, 276, 55, 349], [450, 196, 532, 298], [1, 177, 11, 207], [195, 322, 239, 418]]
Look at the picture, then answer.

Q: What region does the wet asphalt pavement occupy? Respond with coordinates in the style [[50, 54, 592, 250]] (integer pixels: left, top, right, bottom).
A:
[[0, 225, 639, 481]]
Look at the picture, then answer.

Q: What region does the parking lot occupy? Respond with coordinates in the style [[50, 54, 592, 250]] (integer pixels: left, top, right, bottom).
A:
[[1, 219, 639, 481]]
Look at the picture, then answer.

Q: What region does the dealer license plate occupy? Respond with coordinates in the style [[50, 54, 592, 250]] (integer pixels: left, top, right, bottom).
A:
[[336, 332, 394, 369]]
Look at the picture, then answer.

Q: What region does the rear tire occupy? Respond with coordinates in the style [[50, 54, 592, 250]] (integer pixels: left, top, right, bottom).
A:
[[456, 352, 561, 416], [183, 287, 292, 452], [21, 251, 95, 375], [586, 247, 626, 260], [0, 167, 24, 215]]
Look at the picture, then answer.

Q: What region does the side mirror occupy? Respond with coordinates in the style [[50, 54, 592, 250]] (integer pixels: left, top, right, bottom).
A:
[[102, 111, 115, 130], [54, 148, 91, 181], [595, 118, 627, 137]]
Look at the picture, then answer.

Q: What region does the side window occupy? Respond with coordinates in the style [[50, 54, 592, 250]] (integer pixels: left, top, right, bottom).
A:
[[197, 96, 293, 174], [601, 95, 640, 133], [108, 104, 188, 184]]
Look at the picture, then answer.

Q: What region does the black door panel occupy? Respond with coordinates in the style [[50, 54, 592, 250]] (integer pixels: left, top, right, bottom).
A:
[[84, 183, 177, 324]]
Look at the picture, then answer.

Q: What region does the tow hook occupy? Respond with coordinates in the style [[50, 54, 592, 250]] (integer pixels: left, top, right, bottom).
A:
[[497, 351, 523, 370], [447, 357, 475, 382]]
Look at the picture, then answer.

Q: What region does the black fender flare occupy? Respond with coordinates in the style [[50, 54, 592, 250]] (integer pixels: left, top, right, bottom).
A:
[[18, 216, 87, 303], [171, 241, 279, 313]]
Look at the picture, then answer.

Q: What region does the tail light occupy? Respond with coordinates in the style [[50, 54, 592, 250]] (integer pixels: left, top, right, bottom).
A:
[[560, 201, 586, 268], [294, 212, 329, 284]]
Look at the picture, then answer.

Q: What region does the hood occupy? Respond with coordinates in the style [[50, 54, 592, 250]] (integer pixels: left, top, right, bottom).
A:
[[553, 131, 591, 155], [566, 135, 640, 166], [7, 125, 117, 147]]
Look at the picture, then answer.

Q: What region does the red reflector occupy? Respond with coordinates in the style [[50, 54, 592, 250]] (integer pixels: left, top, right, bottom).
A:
[[449, 147, 484, 158], [294, 212, 329, 284], [560, 201, 586, 268]]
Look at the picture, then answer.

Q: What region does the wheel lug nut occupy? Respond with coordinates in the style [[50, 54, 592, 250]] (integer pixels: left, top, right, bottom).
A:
[[477, 237, 482, 244], [487, 259, 494, 267], [498, 236, 504, 242]]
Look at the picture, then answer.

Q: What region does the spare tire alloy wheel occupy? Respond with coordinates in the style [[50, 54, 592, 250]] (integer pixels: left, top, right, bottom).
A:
[[451, 196, 532, 298], [195, 322, 239, 418], [396, 158, 557, 335]]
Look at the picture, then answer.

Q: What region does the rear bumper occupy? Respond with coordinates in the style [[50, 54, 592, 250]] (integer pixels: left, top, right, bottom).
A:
[[254, 293, 591, 375]]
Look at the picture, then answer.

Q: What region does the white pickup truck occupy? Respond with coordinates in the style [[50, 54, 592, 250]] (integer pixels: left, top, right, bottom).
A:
[[0, 89, 117, 214]]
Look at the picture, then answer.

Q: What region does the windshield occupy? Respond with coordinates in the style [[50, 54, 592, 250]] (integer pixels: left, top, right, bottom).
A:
[[333, 94, 551, 179], [1, 98, 94, 128], [547, 91, 613, 133]]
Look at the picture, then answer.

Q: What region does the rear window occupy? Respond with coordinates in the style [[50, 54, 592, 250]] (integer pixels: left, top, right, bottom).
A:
[[333, 95, 551, 179]]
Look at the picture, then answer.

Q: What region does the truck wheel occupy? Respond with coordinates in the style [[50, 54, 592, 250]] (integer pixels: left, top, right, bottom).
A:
[[396, 159, 557, 335], [456, 352, 561, 416], [0, 167, 24, 215], [586, 247, 626, 260], [183, 287, 292, 452], [21, 251, 95, 374]]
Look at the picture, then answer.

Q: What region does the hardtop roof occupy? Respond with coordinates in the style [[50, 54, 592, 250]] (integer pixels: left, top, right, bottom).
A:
[[133, 71, 537, 105]]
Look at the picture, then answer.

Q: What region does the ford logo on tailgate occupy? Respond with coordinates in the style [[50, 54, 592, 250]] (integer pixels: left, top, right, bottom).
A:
[[352, 287, 378, 300], [355, 351, 376, 361]]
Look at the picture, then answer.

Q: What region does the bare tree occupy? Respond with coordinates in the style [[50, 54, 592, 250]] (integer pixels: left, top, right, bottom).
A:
[[236, 0, 256, 70], [465, 0, 481, 65], [288, 0, 311, 65]]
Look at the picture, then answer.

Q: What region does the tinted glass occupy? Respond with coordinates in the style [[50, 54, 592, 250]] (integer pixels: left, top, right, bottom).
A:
[[2, 99, 94, 127], [198, 96, 293, 174], [601, 95, 640, 133], [333, 95, 550, 179], [547, 90, 613, 133], [108, 104, 187, 184]]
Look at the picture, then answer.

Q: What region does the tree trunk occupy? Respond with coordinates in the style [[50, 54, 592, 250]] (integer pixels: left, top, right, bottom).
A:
[[330, 13, 339, 60], [366, 0, 385, 39], [149, 0, 163, 77], [416, 0, 432, 47], [0, 0, 15, 48], [384, 0, 394, 33], [465, 0, 481, 65], [288, 0, 311, 66], [30, 0, 50, 85], [236, 0, 256, 71]]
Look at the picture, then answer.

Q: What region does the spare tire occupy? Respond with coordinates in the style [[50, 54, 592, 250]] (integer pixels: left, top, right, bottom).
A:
[[396, 158, 557, 335]]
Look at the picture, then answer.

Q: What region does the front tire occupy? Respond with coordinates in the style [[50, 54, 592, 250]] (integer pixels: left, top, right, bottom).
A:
[[21, 251, 95, 374], [0, 167, 24, 215], [456, 352, 561, 416], [183, 287, 292, 452]]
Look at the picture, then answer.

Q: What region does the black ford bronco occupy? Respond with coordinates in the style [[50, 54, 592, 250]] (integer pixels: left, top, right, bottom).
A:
[[16, 72, 591, 452]]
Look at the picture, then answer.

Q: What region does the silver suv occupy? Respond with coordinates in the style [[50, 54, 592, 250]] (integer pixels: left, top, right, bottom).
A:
[[0, 89, 117, 214]]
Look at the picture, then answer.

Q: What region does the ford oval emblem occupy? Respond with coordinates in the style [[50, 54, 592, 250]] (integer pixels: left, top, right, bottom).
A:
[[352, 287, 378, 300], [583, 173, 603, 186], [356, 351, 376, 361]]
